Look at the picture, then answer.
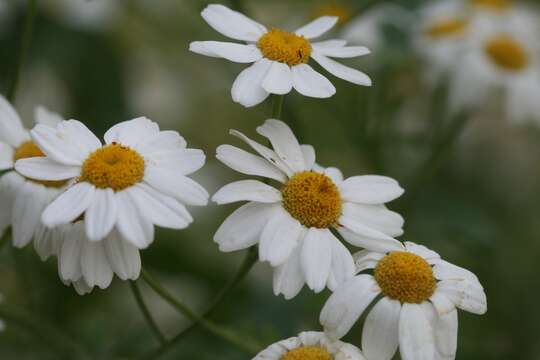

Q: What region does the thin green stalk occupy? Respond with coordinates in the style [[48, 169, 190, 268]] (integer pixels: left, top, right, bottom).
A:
[[271, 95, 284, 119], [7, 0, 37, 102], [0, 228, 11, 250], [138, 248, 258, 360], [130, 280, 167, 345], [140, 269, 259, 356], [0, 304, 90, 359]]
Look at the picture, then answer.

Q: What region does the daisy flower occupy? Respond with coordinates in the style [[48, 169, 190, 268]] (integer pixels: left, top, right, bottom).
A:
[[320, 241, 487, 360], [212, 119, 404, 299], [189, 4, 371, 108], [15, 117, 209, 249], [56, 220, 140, 293], [0, 96, 67, 259], [254, 331, 365, 360]]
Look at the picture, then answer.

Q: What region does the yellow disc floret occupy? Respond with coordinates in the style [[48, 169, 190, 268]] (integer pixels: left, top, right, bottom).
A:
[[257, 29, 312, 67], [471, 0, 511, 11], [281, 346, 333, 360], [374, 252, 436, 304], [80, 143, 145, 191], [13, 141, 67, 188], [281, 171, 342, 229], [485, 34, 529, 71], [426, 18, 468, 38]]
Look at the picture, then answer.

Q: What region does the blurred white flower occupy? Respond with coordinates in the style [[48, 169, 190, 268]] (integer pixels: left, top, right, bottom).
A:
[[15, 117, 209, 248], [213, 119, 404, 299], [320, 241, 487, 360], [0, 96, 67, 259], [253, 331, 365, 360], [190, 4, 371, 108]]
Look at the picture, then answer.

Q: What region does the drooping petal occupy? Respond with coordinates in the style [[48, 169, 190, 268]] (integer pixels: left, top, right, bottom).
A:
[[189, 41, 262, 63], [292, 64, 336, 98], [301, 228, 332, 292], [339, 175, 404, 204], [12, 182, 46, 248], [42, 182, 95, 227], [231, 58, 272, 107], [273, 242, 305, 300], [422, 302, 458, 360], [259, 207, 303, 266], [326, 235, 355, 291], [85, 188, 118, 241], [104, 229, 141, 280], [15, 157, 80, 180], [261, 61, 293, 95], [295, 16, 338, 39], [59, 224, 85, 281], [399, 303, 436, 360], [212, 180, 281, 205], [201, 4, 267, 42], [81, 240, 114, 289], [362, 297, 401, 360], [311, 53, 372, 86], [115, 190, 154, 249]]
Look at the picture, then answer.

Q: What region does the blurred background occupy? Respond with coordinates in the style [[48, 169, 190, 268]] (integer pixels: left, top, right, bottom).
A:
[[0, 0, 540, 359]]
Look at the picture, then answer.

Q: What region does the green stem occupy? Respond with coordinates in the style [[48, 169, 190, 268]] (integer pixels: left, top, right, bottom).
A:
[[7, 0, 37, 102], [0, 304, 90, 359], [0, 228, 11, 250], [140, 269, 259, 356], [138, 248, 258, 360], [129, 281, 167, 345], [271, 95, 284, 119]]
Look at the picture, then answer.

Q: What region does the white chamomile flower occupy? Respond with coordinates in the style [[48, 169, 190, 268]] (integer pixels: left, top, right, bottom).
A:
[[189, 4, 371, 108], [448, 6, 540, 124], [254, 331, 365, 360], [56, 220, 140, 293], [15, 117, 209, 248], [320, 241, 487, 360], [0, 96, 67, 259], [213, 119, 404, 299]]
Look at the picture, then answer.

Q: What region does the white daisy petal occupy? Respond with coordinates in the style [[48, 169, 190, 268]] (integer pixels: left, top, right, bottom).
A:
[[144, 166, 209, 206], [212, 180, 281, 205], [214, 202, 279, 252], [85, 188, 117, 241], [104, 117, 159, 147], [399, 303, 436, 360], [145, 148, 206, 176], [341, 202, 404, 237], [103, 229, 141, 280], [42, 182, 95, 227], [15, 157, 80, 181], [136, 130, 187, 154], [59, 225, 84, 281], [404, 242, 441, 262], [256, 119, 306, 172], [320, 275, 380, 340], [81, 240, 113, 289], [115, 190, 154, 249], [231, 58, 272, 107], [354, 250, 385, 272], [430, 289, 457, 316], [216, 144, 287, 182], [301, 228, 333, 292], [295, 16, 338, 39], [261, 61, 293, 95], [313, 39, 347, 48], [423, 302, 458, 360], [189, 41, 262, 63], [312, 45, 371, 58], [324, 167, 344, 183], [12, 182, 46, 248], [0, 142, 14, 170], [311, 52, 372, 86], [437, 279, 487, 315], [326, 235, 355, 291], [259, 207, 303, 266], [300, 144, 316, 170], [35, 106, 64, 127], [338, 224, 404, 253], [0, 95, 29, 147], [201, 4, 267, 42], [340, 175, 404, 204], [292, 64, 336, 98], [362, 297, 401, 360], [432, 260, 480, 283], [273, 242, 305, 300]]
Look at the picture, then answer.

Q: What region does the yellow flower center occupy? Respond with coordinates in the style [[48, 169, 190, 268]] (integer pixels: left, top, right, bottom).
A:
[[281, 346, 333, 360], [80, 143, 145, 191], [374, 252, 436, 304], [312, 4, 352, 25], [257, 29, 312, 67], [485, 35, 529, 71], [425, 18, 468, 38], [281, 171, 342, 228], [13, 141, 67, 188], [471, 0, 511, 11]]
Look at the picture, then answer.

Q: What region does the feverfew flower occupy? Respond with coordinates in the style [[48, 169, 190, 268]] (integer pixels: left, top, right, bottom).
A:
[[320, 242, 487, 360], [190, 4, 371, 108], [254, 331, 365, 360], [213, 119, 404, 299], [15, 117, 209, 249], [0, 96, 67, 259]]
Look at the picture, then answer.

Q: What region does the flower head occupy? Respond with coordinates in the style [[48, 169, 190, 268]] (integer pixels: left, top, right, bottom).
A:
[[320, 242, 487, 360], [253, 331, 365, 360], [189, 4, 371, 107], [15, 117, 209, 248], [213, 119, 404, 298]]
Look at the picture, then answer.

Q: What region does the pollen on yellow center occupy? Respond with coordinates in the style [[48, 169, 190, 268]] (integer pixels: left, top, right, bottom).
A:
[[80, 143, 145, 191], [374, 252, 436, 304], [281, 346, 333, 360], [281, 171, 342, 229], [485, 34, 529, 71], [425, 18, 469, 38], [13, 141, 67, 188], [471, 0, 511, 11], [257, 29, 312, 67]]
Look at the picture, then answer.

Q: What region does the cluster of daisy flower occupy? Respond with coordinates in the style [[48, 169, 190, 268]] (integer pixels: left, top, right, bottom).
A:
[[0, 3, 488, 359]]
